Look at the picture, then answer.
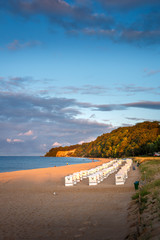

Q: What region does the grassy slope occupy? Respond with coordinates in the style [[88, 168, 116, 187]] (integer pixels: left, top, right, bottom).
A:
[[129, 158, 160, 240]]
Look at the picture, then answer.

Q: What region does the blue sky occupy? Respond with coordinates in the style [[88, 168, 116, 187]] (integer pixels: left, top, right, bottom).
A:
[[0, 0, 160, 155]]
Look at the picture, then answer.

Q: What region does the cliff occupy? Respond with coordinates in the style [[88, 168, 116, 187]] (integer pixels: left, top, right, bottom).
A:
[[56, 149, 76, 157]]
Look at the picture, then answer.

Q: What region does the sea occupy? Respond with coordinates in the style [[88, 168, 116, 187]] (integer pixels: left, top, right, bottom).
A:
[[0, 156, 92, 173]]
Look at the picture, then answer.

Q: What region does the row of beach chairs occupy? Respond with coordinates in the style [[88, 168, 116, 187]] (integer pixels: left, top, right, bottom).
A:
[[115, 158, 132, 185], [65, 159, 123, 186]]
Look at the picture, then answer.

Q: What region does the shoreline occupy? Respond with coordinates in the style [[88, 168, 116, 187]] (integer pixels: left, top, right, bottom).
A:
[[1, 156, 159, 176], [0, 156, 98, 175], [0, 157, 110, 184]]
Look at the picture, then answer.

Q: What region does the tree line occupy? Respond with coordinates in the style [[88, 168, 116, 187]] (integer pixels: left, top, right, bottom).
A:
[[45, 121, 160, 158]]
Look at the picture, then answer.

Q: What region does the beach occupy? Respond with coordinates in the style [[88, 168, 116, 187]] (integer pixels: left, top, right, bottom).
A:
[[0, 158, 139, 240]]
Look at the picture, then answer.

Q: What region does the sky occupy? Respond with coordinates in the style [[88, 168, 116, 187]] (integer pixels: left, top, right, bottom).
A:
[[0, 0, 160, 156]]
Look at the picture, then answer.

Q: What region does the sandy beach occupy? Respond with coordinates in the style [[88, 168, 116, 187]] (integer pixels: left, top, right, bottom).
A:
[[0, 158, 139, 240]]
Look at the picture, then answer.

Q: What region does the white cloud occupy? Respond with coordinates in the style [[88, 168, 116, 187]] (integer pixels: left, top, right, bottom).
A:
[[78, 140, 85, 144], [52, 142, 62, 147], [78, 136, 96, 145], [19, 130, 33, 136], [6, 138, 24, 143], [13, 139, 24, 142]]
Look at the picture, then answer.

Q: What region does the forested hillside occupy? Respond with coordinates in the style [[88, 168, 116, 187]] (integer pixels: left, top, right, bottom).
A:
[[45, 121, 160, 158]]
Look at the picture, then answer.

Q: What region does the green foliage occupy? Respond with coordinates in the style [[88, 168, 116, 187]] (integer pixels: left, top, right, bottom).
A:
[[140, 196, 148, 203], [140, 160, 160, 182], [139, 161, 160, 195], [140, 188, 150, 197], [150, 179, 160, 188], [132, 192, 139, 200], [45, 121, 160, 157]]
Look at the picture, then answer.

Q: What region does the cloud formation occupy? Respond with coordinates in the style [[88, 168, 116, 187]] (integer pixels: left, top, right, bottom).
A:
[[2, 0, 160, 44], [95, 101, 160, 111], [52, 142, 62, 147], [0, 91, 113, 155], [126, 117, 154, 121], [116, 84, 158, 95], [97, 0, 160, 10], [18, 130, 33, 136], [7, 40, 41, 51], [6, 138, 24, 143], [1, 92, 160, 123], [0, 89, 160, 155], [78, 136, 96, 145], [120, 29, 160, 45], [144, 69, 160, 77], [0, 0, 114, 31], [0, 76, 112, 96]]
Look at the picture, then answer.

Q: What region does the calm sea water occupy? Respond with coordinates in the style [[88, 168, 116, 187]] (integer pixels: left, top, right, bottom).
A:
[[0, 156, 92, 173]]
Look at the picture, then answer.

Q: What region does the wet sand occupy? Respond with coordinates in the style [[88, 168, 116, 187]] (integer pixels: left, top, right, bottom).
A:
[[0, 158, 139, 240]]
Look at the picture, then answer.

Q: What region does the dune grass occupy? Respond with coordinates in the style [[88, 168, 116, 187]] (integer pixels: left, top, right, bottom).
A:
[[139, 160, 160, 182], [132, 160, 160, 214], [129, 159, 160, 240]]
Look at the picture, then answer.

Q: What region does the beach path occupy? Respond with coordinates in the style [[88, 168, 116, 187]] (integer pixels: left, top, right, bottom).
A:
[[0, 159, 139, 240]]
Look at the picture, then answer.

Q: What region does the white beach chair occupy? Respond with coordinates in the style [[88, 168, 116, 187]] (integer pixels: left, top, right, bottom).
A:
[[89, 174, 98, 186], [65, 175, 74, 186], [115, 173, 125, 185]]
